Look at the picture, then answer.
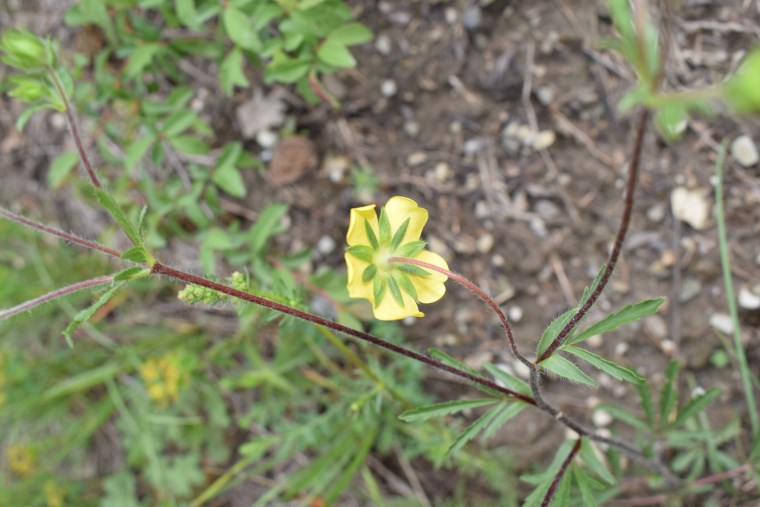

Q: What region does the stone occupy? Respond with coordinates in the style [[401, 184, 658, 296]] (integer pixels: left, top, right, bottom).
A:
[[477, 233, 495, 253], [671, 187, 711, 230], [709, 313, 733, 334], [731, 135, 758, 167], [316, 235, 336, 255], [532, 130, 556, 150], [380, 79, 398, 97], [738, 287, 760, 310]]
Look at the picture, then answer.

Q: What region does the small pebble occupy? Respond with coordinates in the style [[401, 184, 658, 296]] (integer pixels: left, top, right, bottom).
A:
[[322, 154, 351, 183], [738, 287, 760, 309], [380, 79, 398, 97], [316, 235, 336, 255], [49, 112, 67, 130], [644, 315, 668, 339], [508, 306, 523, 323], [428, 235, 453, 260], [403, 120, 420, 137], [461, 6, 482, 30], [407, 152, 427, 166], [709, 313, 733, 334], [256, 129, 278, 149], [535, 200, 560, 221], [477, 233, 495, 254], [731, 135, 759, 167], [593, 410, 613, 427], [433, 162, 450, 182], [671, 187, 711, 230], [532, 130, 556, 150], [513, 360, 531, 379], [691, 386, 706, 398], [536, 87, 555, 105], [444, 7, 458, 24], [678, 277, 702, 303], [375, 34, 392, 55], [647, 203, 666, 223], [614, 342, 629, 357], [661, 339, 676, 355], [586, 335, 603, 348]]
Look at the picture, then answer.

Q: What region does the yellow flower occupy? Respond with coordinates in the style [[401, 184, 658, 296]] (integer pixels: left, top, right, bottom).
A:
[[139, 352, 186, 405], [345, 196, 448, 320], [6, 444, 36, 477], [43, 480, 65, 507]]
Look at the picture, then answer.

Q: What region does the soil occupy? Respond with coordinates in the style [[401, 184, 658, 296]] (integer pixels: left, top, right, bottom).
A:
[[2, 0, 760, 504]]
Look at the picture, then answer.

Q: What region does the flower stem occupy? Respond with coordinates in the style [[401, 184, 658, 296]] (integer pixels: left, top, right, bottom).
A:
[[0, 275, 114, 320], [389, 256, 534, 371], [0, 206, 122, 259], [537, 109, 650, 363], [541, 439, 580, 507], [150, 261, 536, 405]]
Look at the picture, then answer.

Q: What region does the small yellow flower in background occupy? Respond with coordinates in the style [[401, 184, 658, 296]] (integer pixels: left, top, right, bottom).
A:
[[345, 196, 448, 320], [6, 443, 36, 477], [139, 352, 187, 406], [44, 480, 65, 507]]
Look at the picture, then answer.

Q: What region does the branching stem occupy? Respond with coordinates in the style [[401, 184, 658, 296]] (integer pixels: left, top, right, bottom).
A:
[[0, 275, 114, 320]]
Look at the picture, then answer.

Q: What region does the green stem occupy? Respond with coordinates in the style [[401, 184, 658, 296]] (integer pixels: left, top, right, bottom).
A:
[[714, 144, 759, 434]]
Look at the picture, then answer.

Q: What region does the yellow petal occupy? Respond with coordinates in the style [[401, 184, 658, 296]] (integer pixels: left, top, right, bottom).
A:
[[373, 287, 423, 321], [410, 250, 448, 303], [384, 196, 428, 244], [345, 252, 374, 301], [347, 204, 379, 246]]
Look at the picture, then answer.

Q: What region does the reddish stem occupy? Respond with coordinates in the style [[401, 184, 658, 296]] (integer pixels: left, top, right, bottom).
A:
[[541, 439, 581, 507], [537, 109, 650, 363], [0, 207, 122, 259], [0, 275, 114, 319], [151, 261, 536, 406], [389, 256, 534, 370]]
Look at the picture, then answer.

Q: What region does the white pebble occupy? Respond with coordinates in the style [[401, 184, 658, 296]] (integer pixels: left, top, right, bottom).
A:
[[731, 135, 759, 167], [533, 130, 556, 150], [433, 162, 450, 182], [709, 313, 733, 334], [512, 360, 531, 379], [508, 306, 523, 323], [380, 79, 397, 97], [739, 287, 760, 310], [445, 7, 458, 24], [316, 235, 336, 255], [593, 410, 613, 427], [671, 187, 711, 230], [256, 129, 278, 149], [375, 34, 392, 55], [691, 386, 706, 398], [614, 342, 629, 357], [477, 233, 494, 254], [50, 112, 67, 130]]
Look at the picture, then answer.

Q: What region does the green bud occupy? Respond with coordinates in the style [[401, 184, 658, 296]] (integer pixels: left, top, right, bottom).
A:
[[1, 30, 47, 70], [7, 76, 47, 102], [177, 284, 227, 305], [723, 47, 760, 114]]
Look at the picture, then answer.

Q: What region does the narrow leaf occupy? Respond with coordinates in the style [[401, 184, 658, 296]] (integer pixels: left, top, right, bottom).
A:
[[373, 276, 386, 307], [572, 464, 598, 506], [361, 264, 376, 283], [121, 246, 154, 265], [113, 267, 151, 282], [568, 298, 665, 346], [481, 403, 525, 442], [428, 348, 480, 377], [346, 245, 374, 263], [396, 240, 426, 258], [670, 388, 721, 428], [390, 217, 410, 250], [562, 346, 644, 384], [636, 382, 655, 428], [94, 188, 142, 246], [394, 271, 418, 301], [536, 307, 576, 359], [659, 360, 680, 426], [483, 363, 532, 396], [399, 398, 499, 422], [387, 276, 404, 306], [378, 208, 391, 244], [448, 404, 503, 454], [62, 282, 124, 347], [579, 438, 615, 485], [540, 355, 597, 387], [596, 403, 649, 431], [364, 219, 378, 249], [395, 263, 431, 277]]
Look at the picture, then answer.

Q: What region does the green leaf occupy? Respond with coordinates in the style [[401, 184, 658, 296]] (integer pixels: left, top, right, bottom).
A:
[[636, 382, 655, 428], [378, 208, 391, 244], [396, 240, 425, 258], [265, 53, 310, 84], [567, 298, 665, 346], [361, 264, 376, 283], [317, 41, 356, 68], [428, 348, 480, 377], [670, 388, 721, 428], [121, 246, 154, 265], [596, 403, 649, 431], [48, 150, 79, 188], [659, 360, 680, 426], [248, 202, 288, 255], [223, 6, 261, 51], [572, 464, 597, 507], [483, 363, 532, 396], [16, 103, 49, 131], [448, 404, 504, 454], [522, 440, 578, 507], [562, 346, 644, 384], [346, 245, 374, 263], [124, 136, 154, 173], [43, 362, 121, 400], [0, 29, 47, 70], [62, 282, 124, 347], [94, 188, 142, 246], [481, 402, 525, 441], [387, 276, 404, 306], [213, 164, 246, 197], [394, 271, 417, 300], [364, 220, 379, 249], [175, 0, 201, 29], [163, 109, 198, 138], [326, 23, 372, 46], [540, 355, 597, 387], [723, 47, 760, 113], [579, 438, 615, 485], [399, 398, 499, 422], [390, 217, 410, 250], [124, 43, 162, 77], [372, 276, 386, 307], [322, 425, 378, 505], [395, 263, 431, 277], [113, 267, 151, 282], [219, 47, 250, 95], [169, 135, 210, 155], [536, 307, 576, 360]]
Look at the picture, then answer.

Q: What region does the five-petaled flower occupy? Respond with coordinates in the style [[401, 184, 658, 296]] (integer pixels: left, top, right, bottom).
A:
[[345, 196, 448, 320]]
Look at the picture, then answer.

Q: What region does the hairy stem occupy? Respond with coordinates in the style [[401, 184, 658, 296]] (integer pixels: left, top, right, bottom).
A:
[[538, 109, 651, 363], [0, 206, 122, 259], [151, 262, 536, 405], [0, 275, 114, 320], [541, 439, 581, 507], [389, 256, 534, 371], [48, 68, 102, 188]]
